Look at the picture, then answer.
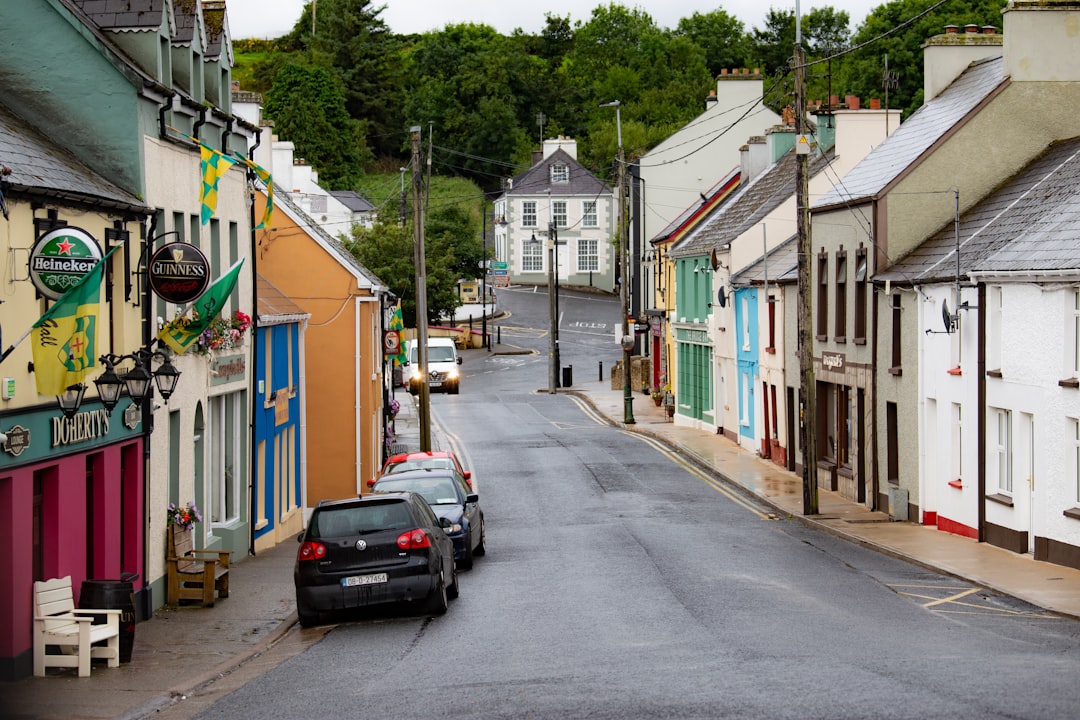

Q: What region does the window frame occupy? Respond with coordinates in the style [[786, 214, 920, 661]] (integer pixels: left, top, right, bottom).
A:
[[582, 200, 598, 228], [522, 201, 537, 228], [834, 248, 848, 342], [577, 238, 598, 272], [550, 164, 569, 183]]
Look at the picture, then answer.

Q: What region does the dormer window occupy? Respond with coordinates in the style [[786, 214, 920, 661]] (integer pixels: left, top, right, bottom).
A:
[[551, 164, 569, 183]]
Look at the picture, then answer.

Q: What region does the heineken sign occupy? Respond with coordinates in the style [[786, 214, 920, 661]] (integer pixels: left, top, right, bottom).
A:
[[29, 227, 103, 300], [149, 241, 210, 303]]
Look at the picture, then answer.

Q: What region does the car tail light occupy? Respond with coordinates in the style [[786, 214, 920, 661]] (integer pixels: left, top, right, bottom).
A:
[[396, 528, 432, 550], [298, 540, 328, 561]]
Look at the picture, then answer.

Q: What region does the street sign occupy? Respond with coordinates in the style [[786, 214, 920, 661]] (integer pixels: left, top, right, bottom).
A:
[[493, 270, 507, 276], [491, 261, 508, 270]]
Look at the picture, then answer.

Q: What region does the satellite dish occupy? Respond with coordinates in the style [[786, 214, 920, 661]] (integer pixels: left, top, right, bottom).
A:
[[717, 286, 727, 308], [941, 298, 954, 333]]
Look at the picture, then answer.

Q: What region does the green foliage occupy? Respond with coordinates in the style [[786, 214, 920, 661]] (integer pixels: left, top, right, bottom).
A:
[[262, 63, 372, 187], [674, 10, 751, 78], [344, 175, 487, 326], [838, 0, 1009, 120]]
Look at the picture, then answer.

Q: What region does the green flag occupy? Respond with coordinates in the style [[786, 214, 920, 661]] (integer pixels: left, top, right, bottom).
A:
[[389, 303, 407, 366], [31, 248, 116, 395], [157, 259, 245, 354]]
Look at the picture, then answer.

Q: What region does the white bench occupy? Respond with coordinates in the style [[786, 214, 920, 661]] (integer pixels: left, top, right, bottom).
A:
[[33, 576, 121, 677]]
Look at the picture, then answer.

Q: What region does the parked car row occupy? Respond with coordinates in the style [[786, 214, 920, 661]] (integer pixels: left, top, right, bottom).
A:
[[294, 451, 485, 626]]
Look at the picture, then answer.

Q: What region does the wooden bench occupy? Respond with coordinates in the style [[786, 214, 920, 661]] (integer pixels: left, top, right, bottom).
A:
[[33, 576, 120, 677], [166, 526, 231, 607]]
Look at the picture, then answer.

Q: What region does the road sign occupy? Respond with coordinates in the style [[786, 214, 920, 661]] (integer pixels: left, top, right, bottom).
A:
[[491, 261, 508, 270], [493, 270, 507, 276]]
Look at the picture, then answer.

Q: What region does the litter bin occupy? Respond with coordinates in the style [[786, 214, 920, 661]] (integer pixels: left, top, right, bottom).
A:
[[561, 365, 573, 388], [80, 574, 138, 663]]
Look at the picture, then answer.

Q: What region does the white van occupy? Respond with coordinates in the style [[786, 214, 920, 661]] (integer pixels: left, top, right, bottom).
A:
[[405, 337, 461, 395]]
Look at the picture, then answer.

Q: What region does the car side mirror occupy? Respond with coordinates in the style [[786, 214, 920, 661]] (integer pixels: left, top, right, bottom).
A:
[[466, 493, 479, 504], [297, 532, 305, 543], [456, 357, 462, 365]]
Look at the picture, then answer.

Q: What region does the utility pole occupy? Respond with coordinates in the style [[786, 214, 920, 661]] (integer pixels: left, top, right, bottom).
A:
[[794, 8, 818, 514], [411, 126, 431, 451], [481, 204, 488, 352], [602, 100, 634, 424], [547, 222, 557, 394]]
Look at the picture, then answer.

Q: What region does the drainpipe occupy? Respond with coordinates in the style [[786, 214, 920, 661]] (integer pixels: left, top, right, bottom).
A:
[[157, 91, 175, 139], [221, 117, 234, 153], [977, 282, 987, 542], [247, 127, 262, 557], [193, 107, 207, 142]]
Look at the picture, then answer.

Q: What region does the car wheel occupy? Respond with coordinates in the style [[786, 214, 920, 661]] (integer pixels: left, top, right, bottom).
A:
[[297, 601, 319, 628], [474, 516, 486, 557], [447, 561, 459, 600], [426, 572, 448, 615], [409, 385, 419, 396], [450, 382, 460, 395]]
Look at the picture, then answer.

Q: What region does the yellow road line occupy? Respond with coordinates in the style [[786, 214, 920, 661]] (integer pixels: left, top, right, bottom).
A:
[[922, 588, 981, 608]]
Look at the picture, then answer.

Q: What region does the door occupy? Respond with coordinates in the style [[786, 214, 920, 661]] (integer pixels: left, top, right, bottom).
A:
[[1022, 413, 1035, 554]]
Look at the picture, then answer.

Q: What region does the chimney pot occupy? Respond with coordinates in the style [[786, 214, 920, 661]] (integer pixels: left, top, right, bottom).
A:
[[721, 68, 729, 75], [829, 95, 840, 106], [945, 24, 959, 33], [981, 25, 997, 34], [869, 98, 881, 110], [964, 23, 978, 33], [846, 95, 860, 110]]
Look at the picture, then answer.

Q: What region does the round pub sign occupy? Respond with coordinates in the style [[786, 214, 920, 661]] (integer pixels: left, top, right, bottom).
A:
[[29, 227, 104, 300], [149, 241, 210, 303]]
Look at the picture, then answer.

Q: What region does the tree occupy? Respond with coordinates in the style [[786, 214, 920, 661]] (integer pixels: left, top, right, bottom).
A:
[[674, 10, 751, 78], [838, 0, 1008, 119], [262, 63, 372, 187]]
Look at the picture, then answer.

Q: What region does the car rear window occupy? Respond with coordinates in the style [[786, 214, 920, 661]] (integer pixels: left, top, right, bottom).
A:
[[310, 501, 413, 537], [375, 477, 459, 505]]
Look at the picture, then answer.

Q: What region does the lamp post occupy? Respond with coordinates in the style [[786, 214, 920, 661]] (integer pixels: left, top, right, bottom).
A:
[[601, 99, 634, 424]]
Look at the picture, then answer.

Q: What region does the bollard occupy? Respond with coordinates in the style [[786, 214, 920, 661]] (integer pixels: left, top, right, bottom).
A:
[[562, 365, 573, 387], [497, 326, 502, 344], [598, 360, 603, 381]]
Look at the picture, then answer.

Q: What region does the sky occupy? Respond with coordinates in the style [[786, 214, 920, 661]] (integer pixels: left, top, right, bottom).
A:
[[225, 0, 884, 40]]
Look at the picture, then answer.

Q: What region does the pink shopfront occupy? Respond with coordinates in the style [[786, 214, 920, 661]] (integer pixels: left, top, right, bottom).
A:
[[0, 400, 146, 680]]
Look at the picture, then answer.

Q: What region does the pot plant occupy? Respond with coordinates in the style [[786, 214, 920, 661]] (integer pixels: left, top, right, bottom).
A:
[[650, 376, 670, 406]]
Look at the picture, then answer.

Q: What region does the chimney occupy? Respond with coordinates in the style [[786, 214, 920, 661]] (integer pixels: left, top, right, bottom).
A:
[[705, 89, 717, 110], [1004, 0, 1080, 83], [714, 68, 767, 125], [922, 21, 1002, 102]]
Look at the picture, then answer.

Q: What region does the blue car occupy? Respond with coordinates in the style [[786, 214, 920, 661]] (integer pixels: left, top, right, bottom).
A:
[[371, 468, 486, 568]]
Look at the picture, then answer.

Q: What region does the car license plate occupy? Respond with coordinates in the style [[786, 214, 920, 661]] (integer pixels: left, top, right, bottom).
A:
[[342, 573, 387, 587], [429, 381, 442, 387]]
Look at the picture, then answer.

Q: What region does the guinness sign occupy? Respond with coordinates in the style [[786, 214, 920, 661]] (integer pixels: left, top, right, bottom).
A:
[[149, 242, 210, 303], [30, 227, 104, 300]]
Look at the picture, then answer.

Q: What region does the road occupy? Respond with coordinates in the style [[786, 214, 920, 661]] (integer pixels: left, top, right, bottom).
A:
[[183, 286, 1080, 720]]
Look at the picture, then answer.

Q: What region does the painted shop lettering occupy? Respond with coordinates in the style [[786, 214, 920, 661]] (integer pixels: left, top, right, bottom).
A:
[[52, 409, 111, 447]]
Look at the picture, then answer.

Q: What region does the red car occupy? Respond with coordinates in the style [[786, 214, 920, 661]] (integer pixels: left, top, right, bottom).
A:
[[368, 451, 473, 489]]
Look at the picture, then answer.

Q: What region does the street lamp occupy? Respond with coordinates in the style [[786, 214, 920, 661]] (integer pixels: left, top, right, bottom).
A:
[[601, 99, 634, 424], [92, 347, 182, 414]]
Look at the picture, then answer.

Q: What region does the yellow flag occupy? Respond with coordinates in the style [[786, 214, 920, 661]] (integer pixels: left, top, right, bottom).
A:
[[31, 248, 114, 395]]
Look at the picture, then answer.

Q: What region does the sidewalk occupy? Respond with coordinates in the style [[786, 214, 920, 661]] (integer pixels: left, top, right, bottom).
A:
[[567, 378, 1080, 621], [6, 374, 1080, 719]]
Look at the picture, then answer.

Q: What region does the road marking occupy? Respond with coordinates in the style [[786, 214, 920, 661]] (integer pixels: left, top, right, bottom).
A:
[[629, 433, 773, 520], [885, 583, 1057, 618], [566, 396, 609, 426]]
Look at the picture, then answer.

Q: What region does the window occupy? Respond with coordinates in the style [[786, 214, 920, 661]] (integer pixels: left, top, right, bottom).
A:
[[837, 385, 851, 468], [577, 238, 598, 272], [890, 294, 902, 371], [834, 249, 847, 341], [582, 200, 598, 227], [522, 238, 542, 272], [740, 371, 750, 426], [952, 403, 963, 485], [552, 201, 567, 228], [1069, 288, 1080, 378], [210, 392, 245, 526], [817, 251, 828, 337], [1072, 418, 1080, 503], [741, 295, 751, 350], [820, 383, 836, 461], [551, 164, 569, 183], [766, 295, 776, 352], [991, 408, 1012, 494], [522, 201, 537, 227], [989, 286, 1003, 373], [854, 248, 867, 342]]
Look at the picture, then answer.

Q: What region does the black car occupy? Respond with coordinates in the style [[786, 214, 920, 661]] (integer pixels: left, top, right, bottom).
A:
[[371, 468, 486, 569], [294, 492, 458, 626]]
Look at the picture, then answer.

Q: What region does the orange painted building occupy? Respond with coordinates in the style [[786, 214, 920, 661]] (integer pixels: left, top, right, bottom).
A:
[[254, 189, 389, 510]]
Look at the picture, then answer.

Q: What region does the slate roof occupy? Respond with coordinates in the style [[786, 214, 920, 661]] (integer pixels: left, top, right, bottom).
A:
[[0, 103, 148, 214], [671, 147, 833, 258], [202, 0, 228, 60], [329, 190, 375, 213], [507, 149, 610, 197], [651, 167, 740, 245], [170, 0, 202, 46], [877, 136, 1080, 283], [257, 273, 310, 324], [68, 0, 169, 31], [730, 234, 799, 285], [815, 55, 1006, 208]]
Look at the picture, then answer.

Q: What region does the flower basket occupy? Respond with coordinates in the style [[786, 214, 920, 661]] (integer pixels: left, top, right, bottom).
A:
[[167, 501, 202, 530]]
